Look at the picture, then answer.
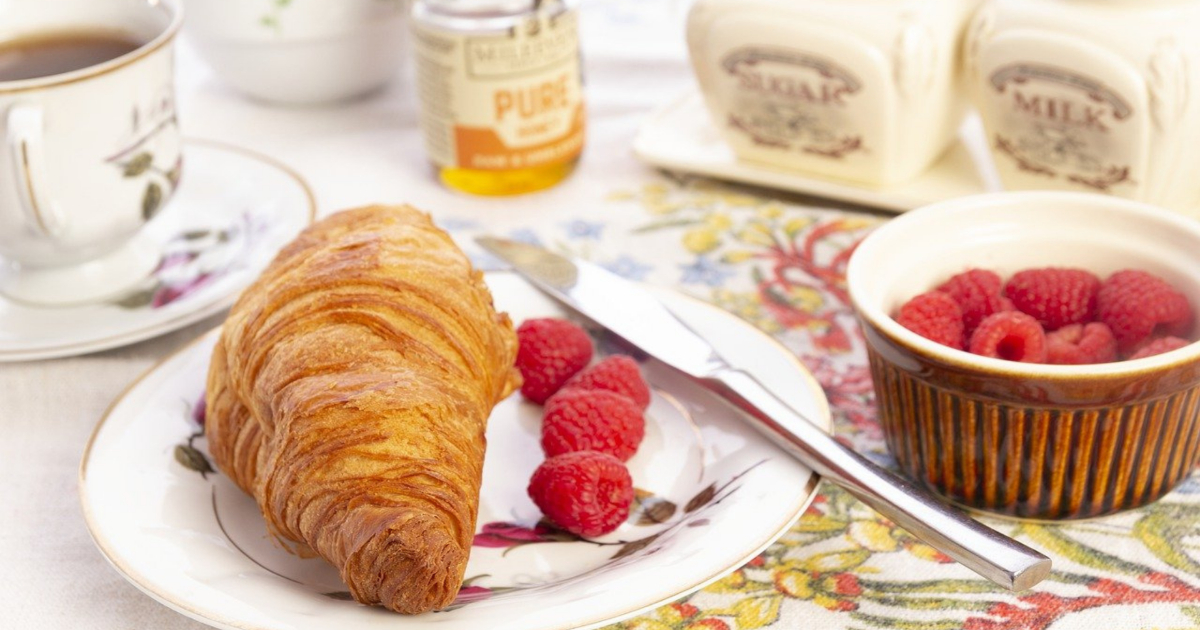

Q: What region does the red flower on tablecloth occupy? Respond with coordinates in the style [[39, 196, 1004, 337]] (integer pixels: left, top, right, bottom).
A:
[[963, 572, 1200, 630]]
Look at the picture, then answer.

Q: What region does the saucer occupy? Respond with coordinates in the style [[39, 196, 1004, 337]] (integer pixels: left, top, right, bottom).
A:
[[0, 139, 315, 362], [80, 273, 829, 630], [634, 91, 1003, 212]]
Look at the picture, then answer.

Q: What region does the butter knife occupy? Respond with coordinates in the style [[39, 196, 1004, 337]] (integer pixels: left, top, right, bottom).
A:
[[477, 236, 1052, 592]]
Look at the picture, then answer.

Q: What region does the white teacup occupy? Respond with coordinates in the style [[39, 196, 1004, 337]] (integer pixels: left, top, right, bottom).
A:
[[0, 0, 183, 306]]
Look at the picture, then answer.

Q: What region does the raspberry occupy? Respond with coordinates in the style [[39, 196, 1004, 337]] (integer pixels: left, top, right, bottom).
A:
[[1004, 268, 1101, 331], [1128, 336, 1191, 360], [527, 451, 633, 537], [562, 355, 651, 410], [969, 311, 1047, 363], [1046, 323, 1117, 365], [516, 318, 594, 404], [1097, 270, 1194, 354], [895, 291, 964, 350], [542, 389, 645, 461], [936, 269, 1011, 336]]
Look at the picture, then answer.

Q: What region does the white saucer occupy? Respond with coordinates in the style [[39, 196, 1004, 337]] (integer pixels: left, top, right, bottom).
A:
[[0, 139, 315, 362], [634, 91, 1004, 212], [80, 272, 830, 630]]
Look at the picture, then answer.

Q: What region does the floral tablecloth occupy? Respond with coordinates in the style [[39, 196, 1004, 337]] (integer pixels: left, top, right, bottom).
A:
[[440, 179, 1200, 630], [4, 2, 1200, 629]]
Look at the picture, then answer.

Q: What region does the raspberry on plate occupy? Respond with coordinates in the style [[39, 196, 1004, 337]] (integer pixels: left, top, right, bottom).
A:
[[562, 355, 651, 410], [542, 389, 645, 461], [1097, 270, 1194, 354], [1004, 267, 1100, 331], [936, 269, 1011, 336], [1046, 323, 1117, 365], [969, 311, 1047, 363], [527, 451, 634, 537], [895, 291, 964, 350], [1128, 336, 1191, 360], [516, 318, 594, 404]]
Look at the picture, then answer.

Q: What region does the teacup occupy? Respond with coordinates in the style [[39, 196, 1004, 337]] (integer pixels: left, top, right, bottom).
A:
[[0, 0, 184, 306]]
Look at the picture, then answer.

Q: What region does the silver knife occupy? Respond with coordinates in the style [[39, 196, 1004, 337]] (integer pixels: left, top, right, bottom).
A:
[[477, 236, 1051, 592]]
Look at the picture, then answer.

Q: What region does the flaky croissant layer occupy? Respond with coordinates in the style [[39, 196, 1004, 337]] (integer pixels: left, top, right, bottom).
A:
[[206, 205, 521, 614]]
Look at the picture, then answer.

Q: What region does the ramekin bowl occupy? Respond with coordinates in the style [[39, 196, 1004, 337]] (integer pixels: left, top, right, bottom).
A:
[[847, 191, 1200, 519]]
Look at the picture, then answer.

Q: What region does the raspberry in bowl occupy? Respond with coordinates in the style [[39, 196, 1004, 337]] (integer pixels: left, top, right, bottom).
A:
[[847, 192, 1200, 520]]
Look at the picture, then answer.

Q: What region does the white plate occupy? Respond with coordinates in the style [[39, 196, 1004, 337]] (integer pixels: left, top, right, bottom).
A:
[[80, 272, 831, 630], [634, 91, 1003, 212], [0, 139, 315, 362]]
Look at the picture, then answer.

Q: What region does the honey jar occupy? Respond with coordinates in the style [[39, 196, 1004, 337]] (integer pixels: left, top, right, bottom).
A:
[[411, 0, 585, 196]]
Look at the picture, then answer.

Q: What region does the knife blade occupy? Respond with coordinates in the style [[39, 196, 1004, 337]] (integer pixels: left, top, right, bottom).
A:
[[477, 236, 1051, 592]]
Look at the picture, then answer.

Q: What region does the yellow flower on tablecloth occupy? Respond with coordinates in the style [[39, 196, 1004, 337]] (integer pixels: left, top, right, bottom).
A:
[[735, 223, 776, 247], [781, 284, 825, 314], [782, 217, 814, 238], [848, 519, 953, 563], [704, 213, 733, 230], [683, 228, 721, 254], [848, 520, 900, 552], [720, 250, 756, 264], [756, 203, 784, 220], [706, 569, 750, 594]]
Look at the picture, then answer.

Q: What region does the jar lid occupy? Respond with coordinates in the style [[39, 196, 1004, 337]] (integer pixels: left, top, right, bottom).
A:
[[420, 0, 566, 17]]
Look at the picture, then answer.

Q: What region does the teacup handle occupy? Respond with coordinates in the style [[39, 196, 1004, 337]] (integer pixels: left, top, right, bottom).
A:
[[7, 103, 64, 238]]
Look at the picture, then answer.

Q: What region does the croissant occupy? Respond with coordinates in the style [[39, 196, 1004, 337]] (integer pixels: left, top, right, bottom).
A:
[[205, 205, 521, 614]]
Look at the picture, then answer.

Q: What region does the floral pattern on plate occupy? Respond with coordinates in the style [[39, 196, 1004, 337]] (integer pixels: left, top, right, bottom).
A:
[[81, 272, 829, 630]]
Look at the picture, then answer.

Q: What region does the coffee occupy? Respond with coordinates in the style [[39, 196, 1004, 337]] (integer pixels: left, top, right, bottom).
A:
[[0, 30, 142, 82]]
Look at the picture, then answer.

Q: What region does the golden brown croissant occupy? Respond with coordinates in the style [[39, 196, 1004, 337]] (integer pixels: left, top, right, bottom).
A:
[[205, 205, 521, 614]]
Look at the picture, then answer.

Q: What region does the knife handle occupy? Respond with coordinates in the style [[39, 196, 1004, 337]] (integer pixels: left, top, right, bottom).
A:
[[698, 366, 1052, 591]]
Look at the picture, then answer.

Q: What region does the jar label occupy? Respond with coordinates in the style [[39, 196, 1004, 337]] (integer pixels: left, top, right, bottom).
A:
[[413, 12, 585, 171], [983, 62, 1142, 194], [720, 47, 867, 160]]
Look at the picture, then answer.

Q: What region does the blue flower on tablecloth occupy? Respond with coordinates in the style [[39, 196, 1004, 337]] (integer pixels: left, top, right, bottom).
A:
[[679, 256, 734, 287], [563, 220, 605, 240], [1174, 475, 1200, 494], [508, 228, 544, 246], [602, 255, 652, 281], [437, 216, 481, 232]]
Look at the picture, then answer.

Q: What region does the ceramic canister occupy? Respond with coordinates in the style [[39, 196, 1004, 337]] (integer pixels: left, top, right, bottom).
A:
[[967, 0, 1200, 213], [687, 0, 981, 186]]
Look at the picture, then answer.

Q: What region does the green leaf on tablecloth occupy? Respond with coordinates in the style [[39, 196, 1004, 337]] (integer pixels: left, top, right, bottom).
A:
[[1015, 524, 1147, 575], [711, 595, 782, 630], [632, 218, 702, 234], [1133, 504, 1200, 575], [792, 514, 848, 533], [804, 549, 870, 573], [174, 444, 213, 476], [1182, 605, 1200, 627], [866, 596, 996, 612], [849, 612, 968, 630], [856, 578, 1000, 595]]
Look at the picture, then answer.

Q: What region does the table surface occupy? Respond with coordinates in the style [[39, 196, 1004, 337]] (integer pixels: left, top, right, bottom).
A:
[[6, 3, 1200, 630]]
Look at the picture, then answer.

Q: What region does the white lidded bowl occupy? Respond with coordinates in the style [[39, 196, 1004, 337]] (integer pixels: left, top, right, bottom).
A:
[[182, 0, 408, 105]]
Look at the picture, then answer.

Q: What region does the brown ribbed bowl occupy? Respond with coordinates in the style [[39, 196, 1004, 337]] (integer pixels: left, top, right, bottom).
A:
[[847, 192, 1200, 520]]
